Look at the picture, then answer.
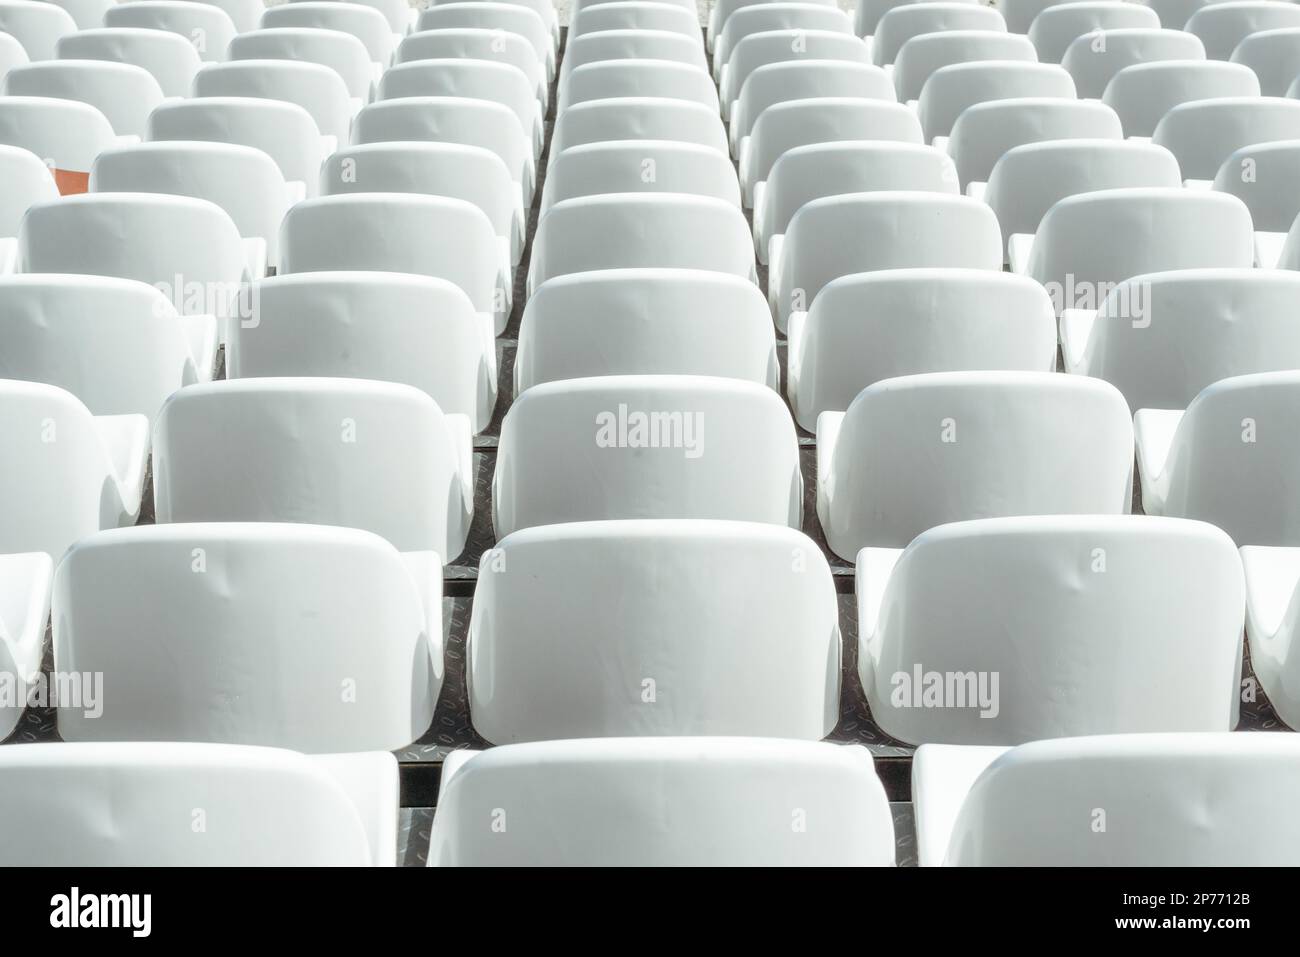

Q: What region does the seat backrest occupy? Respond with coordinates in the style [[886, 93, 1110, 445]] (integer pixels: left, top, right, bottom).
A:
[[563, 27, 706, 80], [542, 140, 741, 211], [1062, 26, 1205, 97], [0, 742, 375, 866], [378, 59, 535, 143], [228, 26, 374, 101], [722, 28, 869, 107], [1102, 59, 1261, 137], [19, 192, 247, 316], [949, 96, 1123, 186], [0, 0, 76, 59], [824, 372, 1134, 549], [147, 96, 324, 191], [105, 0, 237, 63], [260, 0, 393, 63], [494, 375, 802, 535], [0, 94, 117, 183], [429, 738, 895, 866], [1230, 25, 1300, 94], [153, 377, 470, 555], [516, 268, 777, 391], [1161, 371, 1300, 544], [54, 522, 439, 752], [1140, 0, 1212, 29], [734, 59, 894, 141], [561, 58, 720, 111], [46, 0, 115, 30], [857, 0, 982, 37], [892, 29, 1037, 101], [3, 59, 163, 137], [198, 57, 354, 142], [1027, 188, 1256, 305], [790, 269, 1056, 430], [0, 142, 55, 232], [873, 3, 1005, 66], [917, 60, 1075, 141], [0, 31, 27, 84], [395, 27, 544, 99], [200, 0, 264, 32], [415, 2, 551, 66], [549, 96, 728, 156], [1212, 139, 1300, 231], [861, 516, 1242, 744], [1153, 96, 1300, 179], [945, 734, 1300, 865], [572, 1, 701, 39], [1028, 0, 1160, 61], [468, 520, 839, 743], [1000, 0, 1067, 32], [0, 273, 204, 419], [715, 3, 854, 72], [57, 26, 203, 96], [1186, 0, 1300, 59], [711, 0, 839, 44], [985, 139, 1182, 250]]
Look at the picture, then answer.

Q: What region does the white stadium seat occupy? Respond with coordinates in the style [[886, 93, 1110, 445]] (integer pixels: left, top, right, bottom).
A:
[[1102, 60, 1261, 138], [917, 60, 1076, 142], [202, 0, 265, 33], [1243, 545, 1300, 730], [46, 0, 114, 30], [1212, 140, 1300, 264], [0, 0, 76, 60], [1000, 0, 1068, 33], [1139, 0, 1214, 30], [105, 1, 237, 63], [1230, 25, 1300, 94], [721, 29, 869, 118], [872, 3, 1006, 67], [0, 32, 27, 85], [560, 58, 721, 113], [0, 143, 55, 270], [541, 140, 741, 212], [516, 268, 778, 392], [770, 191, 1002, 333], [915, 734, 1298, 865], [426, 0, 559, 48], [563, 28, 707, 83], [892, 30, 1037, 102], [467, 520, 839, 743], [787, 269, 1057, 431], [857, 515, 1242, 743], [395, 27, 546, 105], [571, 1, 702, 40], [1028, 1, 1161, 62], [817, 372, 1134, 555], [193, 59, 357, 145], [1062, 269, 1300, 412], [1152, 96, 1300, 181], [416, 3, 555, 79], [714, 3, 855, 80], [1185, 0, 1300, 60], [1135, 370, 1300, 544], [53, 523, 442, 753], [0, 95, 124, 193], [709, 0, 839, 50], [0, 743, 393, 866], [493, 375, 801, 536], [318, 0, 415, 35], [1061, 27, 1205, 98], [3, 59, 164, 138], [0, 378, 148, 560], [56, 26, 203, 97], [549, 96, 729, 158], [153, 377, 474, 558], [228, 27, 375, 103], [856, 0, 981, 38], [428, 738, 895, 867], [260, 1, 395, 67], [232, 271, 498, 431]]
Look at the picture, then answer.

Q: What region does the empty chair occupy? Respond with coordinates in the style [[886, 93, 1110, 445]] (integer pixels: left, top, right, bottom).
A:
[[549, 96, 729, 159], [1140, 0, 1215, 29], [1062, 27, 1206, 97], [0, 743, 393, 866], [872, 3, 1006, 66], [516, 269, 778, 392], [494, 375, 801, 536], [57, 26, 203, 97], [0, 95, 121, 194], [1062, 269, 1300, 412], [1187, 0, 1300, 59], [529, 194, 755, 295], [0, 32, 26, 85], [54, 523, 441, 753], [817, 372, 1134, 555], [1243, 544, 1300, 730], [47, 0, 115, 30], [1135, 371, 1300, 544], [787, 269, 1056, 431], [918, 60, 1075, 142], [1028, 1, 1160, 61], [571, 1, 701, 41], [755, 141, 957, 266], [395, 27, 546, 105], [721, 29, 870, 118], [202, 0, 265, 33], [427, 0, 559, 47], [541, 141, 741, 212], [980, 139, 1182, 256], [1013, 189, 1255, 308], [148, 97, 328, 197], [3, 59, 163, 138], [1231, 25, 1300, 94], [1153, 97, 1300, 181], [429, 738, 895, 867], [91, 141, 294, 270], [0, 274, 215, 419], [154, 378, 473, 557], [105, 1, 237, 63], [739, 97, 924, 206], [858, 516, 1241, 743], [0, 0, 76, 59], [731, 59, 895, 157], [325, 0, 415, 34], [468, 521, 838, 744], [19, 192, 253, 312], [1213, 141, 1300, 264], [562, 28, 706, 84], [0, 549, 50, 739], [916, 734, 1300, 865], [0, 379, 147, 560], [416, 3, 554, 79], [709, 0, 839, 49], [323, 141, 523, 268], [0, 144, 54, 269], [573, 0, 702, 28], [948, 97, 1124, 187], [233, 272, 498, 431], [228, 27, 375, 103], [194, 59, 355, 144], [714, 3, 855, 81], [351, 97, 534, 206], [280, 193, 508, 333], [1102, 60, 1261, 137], [260, 1, 394, 67], [892, 30, 1037, 103], [560, 59, 721, 114], [379, 59, 540, 159], [770, 192, 1002, 333]]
